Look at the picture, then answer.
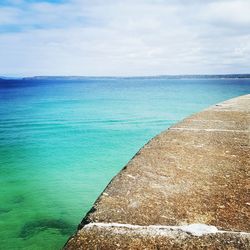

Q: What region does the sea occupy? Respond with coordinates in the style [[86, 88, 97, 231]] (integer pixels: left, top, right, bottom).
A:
[[0, 77, 249, 249]]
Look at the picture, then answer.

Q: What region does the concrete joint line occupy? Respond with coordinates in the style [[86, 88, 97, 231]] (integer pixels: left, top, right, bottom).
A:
[[169, 128, 249, 133], [84, 222, 250, 237]]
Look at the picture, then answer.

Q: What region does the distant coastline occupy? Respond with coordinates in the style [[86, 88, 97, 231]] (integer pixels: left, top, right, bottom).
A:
[[1, 74, 250, 81]]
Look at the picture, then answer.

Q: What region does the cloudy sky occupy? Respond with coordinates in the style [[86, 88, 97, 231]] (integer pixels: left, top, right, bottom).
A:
[[0, 0, 249, 76]]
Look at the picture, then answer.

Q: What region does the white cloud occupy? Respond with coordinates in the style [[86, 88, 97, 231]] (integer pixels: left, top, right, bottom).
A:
[[0, 6, 21, 24], [204, 0, 250, 27], [0, 0, 249, 76]]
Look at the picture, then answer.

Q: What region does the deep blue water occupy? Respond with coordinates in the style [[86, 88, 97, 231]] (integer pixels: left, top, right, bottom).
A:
[[0, 77, 249, 249]]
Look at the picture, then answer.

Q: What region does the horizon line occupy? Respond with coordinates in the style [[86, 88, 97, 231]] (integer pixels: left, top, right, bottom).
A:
[[1, 73, 250, 80]]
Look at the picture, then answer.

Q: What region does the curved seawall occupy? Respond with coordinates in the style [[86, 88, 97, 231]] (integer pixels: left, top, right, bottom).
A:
[[64, 94, 250, 249]]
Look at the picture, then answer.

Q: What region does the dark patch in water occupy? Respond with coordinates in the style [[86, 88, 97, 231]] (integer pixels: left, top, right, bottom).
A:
[[19, 219, 75, 239], [0, 207, 11, 214], [12, 195, 25, 204]]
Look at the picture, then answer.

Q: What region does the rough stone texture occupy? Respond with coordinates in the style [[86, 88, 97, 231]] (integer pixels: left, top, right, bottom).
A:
[[64, 95, 250, 249], [65, 225, 250, 250]]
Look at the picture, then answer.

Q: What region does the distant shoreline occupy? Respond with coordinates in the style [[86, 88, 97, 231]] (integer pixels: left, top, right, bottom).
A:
[[1, 74, 250, 81]]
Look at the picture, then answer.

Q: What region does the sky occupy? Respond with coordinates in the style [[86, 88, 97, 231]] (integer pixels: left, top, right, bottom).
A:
[[0, 0, 250, 76]]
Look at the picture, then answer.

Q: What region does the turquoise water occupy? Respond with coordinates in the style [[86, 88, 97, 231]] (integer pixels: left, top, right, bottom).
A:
[[0, 77, 249, 249]]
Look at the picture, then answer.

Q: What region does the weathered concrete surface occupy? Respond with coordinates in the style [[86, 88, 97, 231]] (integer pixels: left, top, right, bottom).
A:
[[65, 224, 250, 250], [64, 94, 250, 249]]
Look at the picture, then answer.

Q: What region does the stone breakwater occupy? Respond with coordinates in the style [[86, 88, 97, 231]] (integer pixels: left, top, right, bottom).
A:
[[64, 94, 250, 249]]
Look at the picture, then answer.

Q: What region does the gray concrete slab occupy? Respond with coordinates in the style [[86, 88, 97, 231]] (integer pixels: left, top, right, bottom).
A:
[[64, 94, 250, 249]]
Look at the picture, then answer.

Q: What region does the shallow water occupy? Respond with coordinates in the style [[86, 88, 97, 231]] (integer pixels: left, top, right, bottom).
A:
[[0, 77, 249, 249]]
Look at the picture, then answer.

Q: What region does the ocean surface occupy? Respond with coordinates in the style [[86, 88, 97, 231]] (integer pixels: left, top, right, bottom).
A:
[[0, 77, 249, 249]]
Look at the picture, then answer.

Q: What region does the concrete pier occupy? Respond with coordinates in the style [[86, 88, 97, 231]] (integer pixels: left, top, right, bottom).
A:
[[64, 95, 250, 249]]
